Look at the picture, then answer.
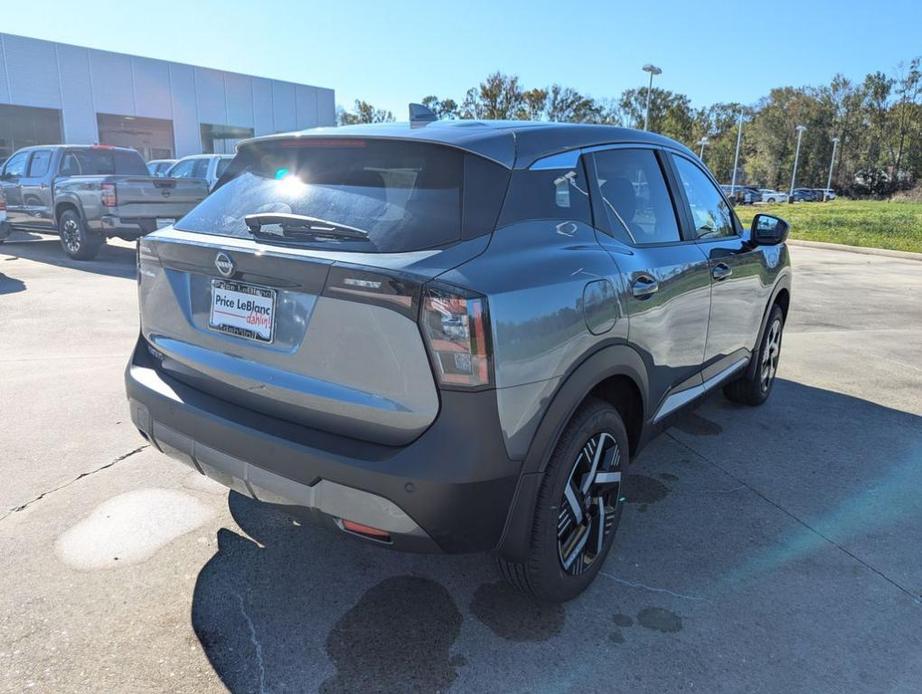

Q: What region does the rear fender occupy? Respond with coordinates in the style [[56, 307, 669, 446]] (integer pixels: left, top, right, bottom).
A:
[[495, 343, 648, 561]]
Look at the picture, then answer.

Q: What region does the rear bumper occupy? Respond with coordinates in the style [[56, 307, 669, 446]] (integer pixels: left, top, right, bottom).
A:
[[91, 214, 172, 238], [125, 339, 521, 553]]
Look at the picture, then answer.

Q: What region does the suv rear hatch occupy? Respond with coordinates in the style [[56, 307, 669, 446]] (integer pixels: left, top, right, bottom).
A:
[[137, 136, 509, 446]]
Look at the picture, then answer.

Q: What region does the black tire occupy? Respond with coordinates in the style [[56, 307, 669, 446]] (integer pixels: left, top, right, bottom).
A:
[[58, 209, 102, 260], [767, 197, 776, 203], [498, 397, 629, 603], [723, 304, 784, 406]]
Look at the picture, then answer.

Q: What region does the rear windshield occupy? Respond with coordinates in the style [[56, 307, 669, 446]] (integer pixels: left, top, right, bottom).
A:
[[60, 149, 148, 176], [176, 139, 507, 253]]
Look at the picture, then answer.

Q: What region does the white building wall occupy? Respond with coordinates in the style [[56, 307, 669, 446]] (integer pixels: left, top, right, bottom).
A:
[[56, 43, 97, 143], [0, 33, 335, 157]]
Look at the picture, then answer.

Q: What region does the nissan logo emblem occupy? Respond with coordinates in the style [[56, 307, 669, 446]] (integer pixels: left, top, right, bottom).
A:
[[215, 252, 235, 277]]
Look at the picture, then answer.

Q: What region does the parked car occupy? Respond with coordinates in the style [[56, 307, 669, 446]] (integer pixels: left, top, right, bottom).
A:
[[0, 145, 210, 259], [742, 186, 763, 204], [814, 188, 836, 201], [126, 118, 792, 602], [760, 189, 789, 203], [166, 154, 234, 190], [721, 184, 760, 205], [147, 159, 176, 177], [791, 188, 818, 202], [0, 187, 9, 242]]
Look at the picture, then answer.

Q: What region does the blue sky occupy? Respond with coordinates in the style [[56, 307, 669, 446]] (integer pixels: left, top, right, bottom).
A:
[[6, 0, 921, 118]]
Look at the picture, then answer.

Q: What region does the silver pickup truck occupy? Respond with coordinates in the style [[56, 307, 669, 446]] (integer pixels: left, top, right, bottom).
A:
[[0, 145, 209, 259]]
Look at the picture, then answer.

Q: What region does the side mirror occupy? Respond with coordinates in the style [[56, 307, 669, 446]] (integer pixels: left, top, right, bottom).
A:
[[751, 213, 790, 245]]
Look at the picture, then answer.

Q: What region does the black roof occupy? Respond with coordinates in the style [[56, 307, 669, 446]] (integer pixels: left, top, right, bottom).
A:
[[244, 120, 695, 169]]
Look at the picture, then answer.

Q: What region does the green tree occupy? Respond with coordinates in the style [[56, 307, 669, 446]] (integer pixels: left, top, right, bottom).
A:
[[337, 100, 394, 125]]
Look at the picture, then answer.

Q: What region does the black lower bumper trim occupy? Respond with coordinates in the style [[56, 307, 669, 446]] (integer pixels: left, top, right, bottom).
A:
[[125, 339, 520, 553]]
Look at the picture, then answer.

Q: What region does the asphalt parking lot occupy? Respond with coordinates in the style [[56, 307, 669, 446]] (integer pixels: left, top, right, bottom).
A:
[[1, 232, 921, 693]]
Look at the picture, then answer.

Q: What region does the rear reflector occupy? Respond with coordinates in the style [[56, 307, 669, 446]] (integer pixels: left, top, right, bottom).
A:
[[340, 519, 391, 541], [420, 283, 492, 389]]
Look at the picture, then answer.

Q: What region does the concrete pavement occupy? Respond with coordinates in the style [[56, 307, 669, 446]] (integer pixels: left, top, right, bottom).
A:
[[1, 234, 920, 693]]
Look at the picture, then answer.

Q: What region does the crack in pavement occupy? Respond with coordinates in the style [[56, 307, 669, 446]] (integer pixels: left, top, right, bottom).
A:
[[235, 591, 268, 694], [0, 445, 149, 522], [666, 431, 922, 606], [599, 571, 705, 601]]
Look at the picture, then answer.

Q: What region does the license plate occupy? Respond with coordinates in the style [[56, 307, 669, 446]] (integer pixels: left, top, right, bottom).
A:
[[155, 218, 176, 229], [209, 280, 276, 343]]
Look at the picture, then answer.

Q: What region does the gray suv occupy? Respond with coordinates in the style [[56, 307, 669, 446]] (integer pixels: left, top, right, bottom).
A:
[[126, 116, 791, 602]]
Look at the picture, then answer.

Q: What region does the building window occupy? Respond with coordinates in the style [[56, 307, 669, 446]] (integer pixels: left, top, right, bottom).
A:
[[97, 113, 175, 162], [201, 123, 254, 155], [0, 104, 63, 161]]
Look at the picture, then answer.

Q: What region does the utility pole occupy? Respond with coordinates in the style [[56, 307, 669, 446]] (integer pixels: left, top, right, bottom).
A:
[[730, 110, 744, 194], [790, 124, 807, 197], [642, 64, 662, 131], [824, 136, 839, 201]]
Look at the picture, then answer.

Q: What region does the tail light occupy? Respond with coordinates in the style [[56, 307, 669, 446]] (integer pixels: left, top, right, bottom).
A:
[[420, 283, 492, 389], [101, 182, 117, 207], [0, 196, 6, 211]]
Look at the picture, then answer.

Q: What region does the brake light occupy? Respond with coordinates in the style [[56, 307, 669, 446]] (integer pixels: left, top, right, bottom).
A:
[[0, 196, 5, 211], [101, 182, 117, 207], [420, 284, 492, 388]]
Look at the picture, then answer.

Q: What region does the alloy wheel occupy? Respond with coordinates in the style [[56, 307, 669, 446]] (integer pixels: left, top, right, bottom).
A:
[[62, 218, 81, 255], [557, 431, 622, 575], [761, 318, 782, 391]]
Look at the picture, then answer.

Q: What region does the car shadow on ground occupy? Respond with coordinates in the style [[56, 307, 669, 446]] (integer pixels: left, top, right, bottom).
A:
[[0, 231, 136, 280], [189, 379, 922, 693]]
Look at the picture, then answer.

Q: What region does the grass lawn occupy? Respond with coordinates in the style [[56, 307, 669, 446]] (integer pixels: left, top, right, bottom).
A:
[[733, 199, 922, 253]]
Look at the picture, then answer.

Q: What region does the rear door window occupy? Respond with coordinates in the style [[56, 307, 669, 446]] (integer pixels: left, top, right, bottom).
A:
[[176, 139, 505, 253], [27, 150, 52, 177], [192, 158, 210, 179], [589, 148, 681, 245], [216, 157, 233, 177]]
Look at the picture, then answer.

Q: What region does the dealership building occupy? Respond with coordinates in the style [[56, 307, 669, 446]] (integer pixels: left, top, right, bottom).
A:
[[0, 33, 336, 162]]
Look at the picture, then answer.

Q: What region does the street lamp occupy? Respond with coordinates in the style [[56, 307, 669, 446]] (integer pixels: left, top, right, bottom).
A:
[[730, 110, 744, 194], [824, 136, 840, 201], [697, 136, 709, 160], [789, 124, 807, 198], [642, 64, 662, 131]]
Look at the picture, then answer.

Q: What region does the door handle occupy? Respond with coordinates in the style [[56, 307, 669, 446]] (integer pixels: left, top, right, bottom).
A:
[[711, 263, 732, 281], [631, 274, 659, 299]]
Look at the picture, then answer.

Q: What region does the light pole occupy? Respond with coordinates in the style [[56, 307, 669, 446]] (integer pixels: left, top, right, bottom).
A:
[[789, 124, 807, 197], [697, 136, 709, 161], [824, 136, 839, 201], [642, 64, 662, 131], [730, 110, 744, 194]]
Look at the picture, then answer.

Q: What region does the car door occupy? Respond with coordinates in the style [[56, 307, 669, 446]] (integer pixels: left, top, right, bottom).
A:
[[668, 153, 766, 378], [0, 150, 31, 226], [587, 146, 712, 419], [19, 148, 55, 231]]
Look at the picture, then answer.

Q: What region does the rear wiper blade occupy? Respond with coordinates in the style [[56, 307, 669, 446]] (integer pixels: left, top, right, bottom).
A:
[[244, 213, 369, 240]]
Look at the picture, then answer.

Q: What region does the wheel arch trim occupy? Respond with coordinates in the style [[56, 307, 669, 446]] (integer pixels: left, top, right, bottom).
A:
[[745, 271, 792, 381]]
